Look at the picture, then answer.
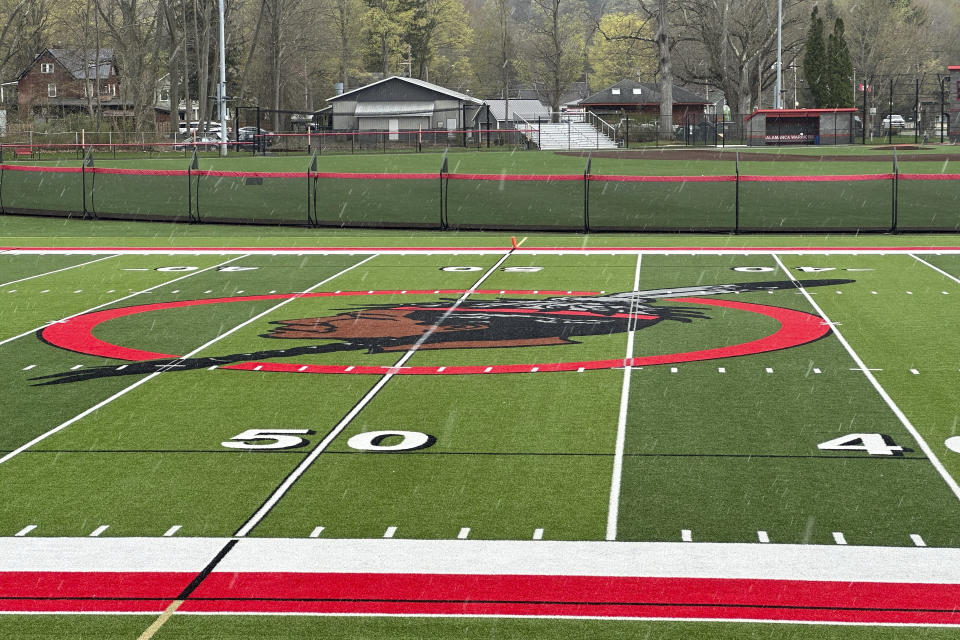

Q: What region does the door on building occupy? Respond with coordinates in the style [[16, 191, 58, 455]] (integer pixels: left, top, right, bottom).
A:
[[447, 118, 457, 138], [389, 119, 399, 141]]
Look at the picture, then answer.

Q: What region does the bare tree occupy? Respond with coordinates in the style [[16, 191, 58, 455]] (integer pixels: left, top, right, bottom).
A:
[[526, 0, 586, 116]]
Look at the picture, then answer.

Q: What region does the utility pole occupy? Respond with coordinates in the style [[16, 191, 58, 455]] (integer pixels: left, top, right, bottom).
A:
[[774, 0, 783, 108]]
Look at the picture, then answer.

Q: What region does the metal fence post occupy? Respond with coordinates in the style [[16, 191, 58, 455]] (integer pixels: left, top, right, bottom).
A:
[[440, 148, 449, 230], [0, 145, 4, 214], [583, 152, 591, 233], [81, 148, 95, 220], [891, 148, 899, 233], [307, 151, 318, 227], [734, 151, 740, 234]]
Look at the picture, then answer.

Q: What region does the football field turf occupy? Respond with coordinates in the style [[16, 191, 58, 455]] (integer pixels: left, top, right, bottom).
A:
[[2, 242, 960, 637]]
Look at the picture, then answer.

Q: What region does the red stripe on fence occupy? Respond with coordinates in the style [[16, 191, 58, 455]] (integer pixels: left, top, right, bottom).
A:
[[312, 172, 440, 180], [590, 175, 735, 183], [445, 173, 583, 182], [0, 164, 82, 174], [899, 173, 960, 181], [88, 167, 189, 177], [740, 174, 894, 182], [193, 169, 306, 179]]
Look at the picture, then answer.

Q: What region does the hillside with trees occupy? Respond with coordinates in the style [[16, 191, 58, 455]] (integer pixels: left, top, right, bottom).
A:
[[0, 0, 954, 130]]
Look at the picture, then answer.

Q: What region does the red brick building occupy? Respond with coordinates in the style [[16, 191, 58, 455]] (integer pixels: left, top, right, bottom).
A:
[[16, 48, 127, 118]]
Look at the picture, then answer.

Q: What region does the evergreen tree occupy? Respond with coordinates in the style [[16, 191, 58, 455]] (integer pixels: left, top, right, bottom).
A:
[[803, 6, 827, 107], [826, 17, 853, 107]]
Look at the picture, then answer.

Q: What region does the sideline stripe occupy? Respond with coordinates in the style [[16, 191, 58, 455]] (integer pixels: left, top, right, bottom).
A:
[[136, 539, 238, 640], [0, 255, 376, 466], [772, 254, 960, 504], [0, 254, 118, 288], [0, 255, 247, 349], [911, 254, 960, 286], [606, 253, 642, 540], [233, 250, 515, 537]]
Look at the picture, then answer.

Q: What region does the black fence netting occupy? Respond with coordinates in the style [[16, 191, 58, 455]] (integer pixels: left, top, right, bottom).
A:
[[3, 156, 960, 232]]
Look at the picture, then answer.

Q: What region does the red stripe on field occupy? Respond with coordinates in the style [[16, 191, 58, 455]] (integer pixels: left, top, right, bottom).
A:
[[176, 573, 960, 624], [4, 571, 960, 622], [0, 571, 193, 599]]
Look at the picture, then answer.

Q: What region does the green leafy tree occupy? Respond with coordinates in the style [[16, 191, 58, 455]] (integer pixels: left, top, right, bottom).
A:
[[589, 12, 655, 89], [803, 6, 827, 107], [826, 17, 853, 107]]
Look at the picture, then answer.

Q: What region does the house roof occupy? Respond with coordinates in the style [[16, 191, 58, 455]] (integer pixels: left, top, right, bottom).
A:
[[485, 99, 549, 122], [744, 108, 858, 122], [48, 49, 114, 80], [327, 76, 482, 105], [579, 79, 709, 106]]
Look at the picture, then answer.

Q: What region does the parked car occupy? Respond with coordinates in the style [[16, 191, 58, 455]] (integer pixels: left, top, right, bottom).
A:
[[237, 126, 273, 150], [177, 121, 229, 136], [881, 114, 906, 130], [174, 135, 221, 151]]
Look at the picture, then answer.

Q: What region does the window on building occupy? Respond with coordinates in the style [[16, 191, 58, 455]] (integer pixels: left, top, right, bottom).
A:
[[611, 88, 621, 95], [47, 83, 57, 97], [633, 88, 642, 95], [40, 63, 54, 74]]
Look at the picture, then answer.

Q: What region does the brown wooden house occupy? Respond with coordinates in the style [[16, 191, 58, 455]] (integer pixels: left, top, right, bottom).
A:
[[16, 48, 128, 118]]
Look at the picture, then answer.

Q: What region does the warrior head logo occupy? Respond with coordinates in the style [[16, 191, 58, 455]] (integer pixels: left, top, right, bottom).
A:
[[32, 279, 853, 384]]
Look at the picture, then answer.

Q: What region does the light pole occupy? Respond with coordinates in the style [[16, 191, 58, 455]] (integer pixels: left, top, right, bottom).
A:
[[217, 0, 228, 157]]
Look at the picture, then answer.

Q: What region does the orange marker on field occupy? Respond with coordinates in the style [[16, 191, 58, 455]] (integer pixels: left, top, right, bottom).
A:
[[511, 236, 518, 249]]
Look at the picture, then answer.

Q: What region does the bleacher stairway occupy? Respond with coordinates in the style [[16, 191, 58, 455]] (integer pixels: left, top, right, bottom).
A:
[[521, 121, 618, 150]]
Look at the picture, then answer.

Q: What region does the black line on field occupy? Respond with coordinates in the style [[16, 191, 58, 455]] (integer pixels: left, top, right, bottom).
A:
[[6, 449, 931, 461], [176, 596, 960, 614], [2, 594, 955, 615], [176, 538, 238, 600]]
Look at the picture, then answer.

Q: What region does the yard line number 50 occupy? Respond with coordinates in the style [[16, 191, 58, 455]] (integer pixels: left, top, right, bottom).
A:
[[221, 429, 435, 451]]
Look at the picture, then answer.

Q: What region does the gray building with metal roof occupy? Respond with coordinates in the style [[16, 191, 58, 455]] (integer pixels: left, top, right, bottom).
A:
[[327, 76, 484, 133]]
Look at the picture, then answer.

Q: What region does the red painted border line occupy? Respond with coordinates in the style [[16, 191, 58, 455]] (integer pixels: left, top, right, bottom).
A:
[[183, 572, 960, 624], [6, 571, 958, 623]]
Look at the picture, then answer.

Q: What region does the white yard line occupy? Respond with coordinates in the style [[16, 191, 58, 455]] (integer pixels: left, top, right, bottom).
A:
[[910, 254, 960, 286], [0, 254, 119, 288], [233, 251, 514, 537], [0, 255, 247, 348], [606, 253, 642, 541], [0, 255, 377, 466], [772, 254, 960, 503]]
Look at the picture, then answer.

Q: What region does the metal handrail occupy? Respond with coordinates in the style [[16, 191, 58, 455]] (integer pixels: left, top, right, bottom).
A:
[[585, 111, 617, 140]]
